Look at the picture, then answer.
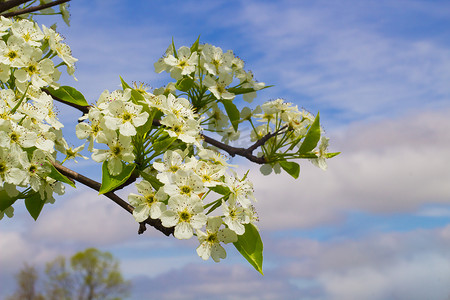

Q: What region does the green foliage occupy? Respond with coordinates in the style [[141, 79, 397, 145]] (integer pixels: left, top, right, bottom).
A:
[[99, 162, 136, 194], [24, 192, 45, 221], [175, 76, 195, 92], [279, 161, 300, 179], [221, 100, 240, 131], [233, 223, 264, 275], [48, 164, 76, 188], [139, 171, 164, 190], [152, 136, 177, 154], [46, 86, 89, 107], [0, 190, 17, 211], [298, 112, 321, 154]]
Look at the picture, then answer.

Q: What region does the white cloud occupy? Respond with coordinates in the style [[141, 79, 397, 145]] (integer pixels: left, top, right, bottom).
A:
[[266, 225, 450, 299], [131, 263, 301, 300], [234, 0, 450, 123], [30, 189, 138, 245], [250, 109, 450, 230]]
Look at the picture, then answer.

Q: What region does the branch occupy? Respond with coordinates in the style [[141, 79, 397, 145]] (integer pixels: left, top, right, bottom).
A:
[[151, 119, 281, 164], [0, 0, 30, 14], [53, 162, 174, 237], [201, 126, 287, 163], [1, 0, 70, 17], [201, 134, 267, 164], [50, 95, 280, 164]]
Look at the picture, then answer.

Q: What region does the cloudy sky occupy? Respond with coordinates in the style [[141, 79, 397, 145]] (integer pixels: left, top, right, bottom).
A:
[[2, 0, 450, 299]]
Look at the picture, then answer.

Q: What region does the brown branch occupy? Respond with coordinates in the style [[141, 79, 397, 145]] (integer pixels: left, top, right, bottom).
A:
[[152, 119, 279, 164], [53, 162, 174, 237], [51, 95, 280, 164], [1, 0, 71, 17], [0, 0, 30, 14], [201, 126, 287, 164]]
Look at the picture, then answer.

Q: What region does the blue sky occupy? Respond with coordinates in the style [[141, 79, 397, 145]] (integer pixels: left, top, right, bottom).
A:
[[1, 0, 450, 299]]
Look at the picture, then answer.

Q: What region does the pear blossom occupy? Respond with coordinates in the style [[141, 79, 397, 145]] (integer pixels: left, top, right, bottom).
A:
[[196, 216, 237, 262], [0, 62, 10, 82], [194, 161, 225, 187], [14, 48, 56, 88], [153, 150, 186, 184], [129, 180, 167, 222], [96, 89, 131, 110], [204, 102, 229, 130], [11, 19, 44, 47], [0, 121, 37, 154], [21, 149, 50, 191], [204, 73, 235, 100], [222, 202, 250, 235], [164, 46, 198, 79], [201, 44, 232, 76], [0, 148, 26, 186], [223, 172, 255, 208], [0, 35, 30, 68], [310, 137, 329, 171], [160, 114, 200, 144], [160, 195, 207, 239], [160, 94, 195, 120], [61, 144, 88, 163], [163, 169, 205, 200], [91, 130, 135, 175], [103, 100, 149, 136], [75, 109, 104, 151]]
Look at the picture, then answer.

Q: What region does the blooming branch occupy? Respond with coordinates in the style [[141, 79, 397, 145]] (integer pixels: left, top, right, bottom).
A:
[[53, 162, 174, 236]]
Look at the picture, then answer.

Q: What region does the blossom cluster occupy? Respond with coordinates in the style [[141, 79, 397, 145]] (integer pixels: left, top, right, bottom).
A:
[[129, 149, 258, 262], [244, 98, 331, 171], [77, 84, 259, 262], [0, 17, 78, 219], [154, 41, 265, 141]]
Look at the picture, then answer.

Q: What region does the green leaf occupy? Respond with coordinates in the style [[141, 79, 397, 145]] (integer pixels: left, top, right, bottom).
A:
[[129, 89, 144, 105], [279, 161, 300, 179], [209, 185, 230, 195], [139, 171, 164, 190], [171, 37, 177, 59], [326, 152, 341, 159], [48, 164, 76, 188], [233, 223, 264, 275], [222, 100, 240, 132], [205, 199, 222, 215], [119, 76, 131, 90], [136, 108, 156, 137], [227, 85, 273, 95], [25, 193, 45, 221], [175, 76, 194, 92], [99, 162, 136, 195], [298, 112, 321, 155], [0, 190, 17, 211], [46, 86, 88, 107], [190, 35, 201, 52], [153, 136, 177, 154]]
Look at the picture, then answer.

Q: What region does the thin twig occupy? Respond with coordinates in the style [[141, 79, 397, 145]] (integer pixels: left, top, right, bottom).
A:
[[1, 0, 71, 17], [53, 162, 174, 236]]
